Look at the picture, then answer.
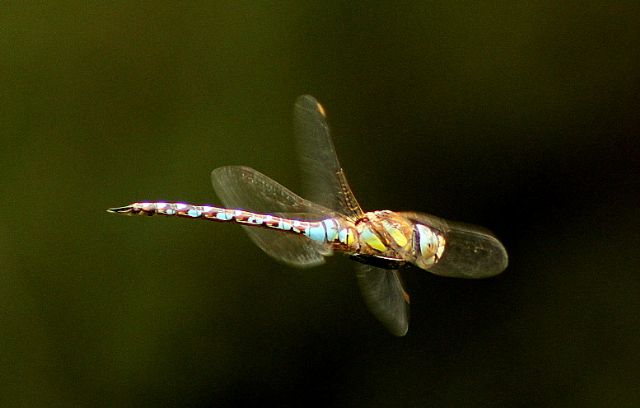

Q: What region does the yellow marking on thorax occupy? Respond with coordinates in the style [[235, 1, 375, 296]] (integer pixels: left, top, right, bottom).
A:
[[383, 220, 408, 247], [361, 226, 387, 252]]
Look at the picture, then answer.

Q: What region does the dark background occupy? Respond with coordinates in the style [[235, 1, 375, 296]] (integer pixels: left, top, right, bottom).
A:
[[1, 3, 638, 407]]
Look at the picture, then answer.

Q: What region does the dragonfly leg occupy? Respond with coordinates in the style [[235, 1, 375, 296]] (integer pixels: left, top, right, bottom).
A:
[[349, 254, 407, 270]]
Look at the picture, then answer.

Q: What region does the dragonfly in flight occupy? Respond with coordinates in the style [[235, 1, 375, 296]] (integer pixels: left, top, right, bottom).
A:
[[109, 95, 508, 336]]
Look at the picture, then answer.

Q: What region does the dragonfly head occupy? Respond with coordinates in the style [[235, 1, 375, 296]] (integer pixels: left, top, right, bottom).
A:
[[413, 223, 447, 270]]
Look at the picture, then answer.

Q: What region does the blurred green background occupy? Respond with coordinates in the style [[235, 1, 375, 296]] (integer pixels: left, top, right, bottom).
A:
[[1, 2, 639, 407]]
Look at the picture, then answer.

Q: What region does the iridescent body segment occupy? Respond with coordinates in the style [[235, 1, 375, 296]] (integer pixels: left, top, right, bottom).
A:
[[109, 95, 508, 336]]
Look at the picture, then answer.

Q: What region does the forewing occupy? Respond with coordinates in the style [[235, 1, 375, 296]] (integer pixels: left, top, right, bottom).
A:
[[211, 166, 336, 267], [296, 96, 411, 334], [294, 95, 364, 218], [355, 264, 410, 336], [403, 212, 509, 279]]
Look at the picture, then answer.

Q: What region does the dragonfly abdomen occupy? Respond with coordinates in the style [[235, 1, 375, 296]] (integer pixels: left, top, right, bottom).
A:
[[108, 202, 312, 230], [108, 202, 359, 249]]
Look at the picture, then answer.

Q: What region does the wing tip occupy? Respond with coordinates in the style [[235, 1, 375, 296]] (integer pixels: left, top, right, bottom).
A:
[[390, 322, 409, 337], [295, 95, 327, 117]]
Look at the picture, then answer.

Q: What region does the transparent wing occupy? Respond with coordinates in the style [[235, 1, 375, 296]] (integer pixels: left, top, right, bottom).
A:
[[211, 166, 337, 267], [403, 212, 509, 279], [294, 95, 364, 218], [355, 264, 410, 336], [296, 96, 411, 333]]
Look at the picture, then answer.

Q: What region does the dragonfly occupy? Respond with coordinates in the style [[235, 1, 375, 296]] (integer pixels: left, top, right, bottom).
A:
[[109, 95, 508, 336]]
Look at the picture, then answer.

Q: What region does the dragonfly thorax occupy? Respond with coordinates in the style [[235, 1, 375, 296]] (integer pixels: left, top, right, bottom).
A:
[[350, 210, 446, 271], [354, 211, 415, 258]]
